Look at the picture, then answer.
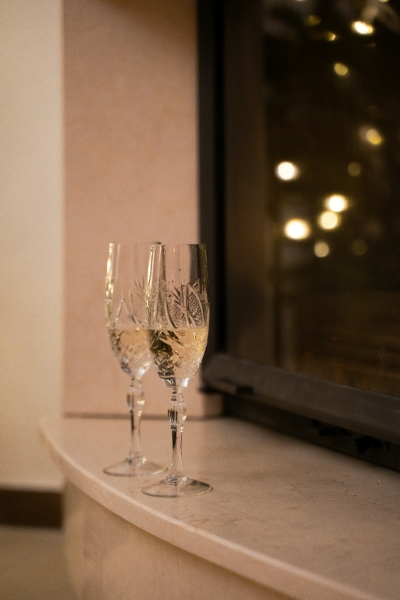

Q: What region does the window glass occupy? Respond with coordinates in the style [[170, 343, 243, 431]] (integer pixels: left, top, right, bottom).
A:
[[263, 0, 400, 396]]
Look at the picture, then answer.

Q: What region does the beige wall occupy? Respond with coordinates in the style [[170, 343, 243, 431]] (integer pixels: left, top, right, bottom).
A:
[[0, 0, 221, 491], [63, 0, 221, 418], [0, 1, 64, 489]]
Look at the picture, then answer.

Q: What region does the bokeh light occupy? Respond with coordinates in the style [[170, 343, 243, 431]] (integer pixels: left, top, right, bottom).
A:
[[284, 219, 311, 240], [324, 194, 349, 212], [318, 211, 341, 230], [348, 162, 362, 176], [351, 21, 374, 35], [314, 241, 330, 257], [275, 161, 300, 181], [334, 63, 349, 77]]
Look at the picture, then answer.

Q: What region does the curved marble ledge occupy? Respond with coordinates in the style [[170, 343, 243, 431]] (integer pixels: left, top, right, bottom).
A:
[[41, 414, 400, 600]]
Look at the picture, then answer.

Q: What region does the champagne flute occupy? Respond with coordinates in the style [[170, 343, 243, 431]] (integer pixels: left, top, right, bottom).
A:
[[104, 242, 163, 476], [142, 244, 212, 497]]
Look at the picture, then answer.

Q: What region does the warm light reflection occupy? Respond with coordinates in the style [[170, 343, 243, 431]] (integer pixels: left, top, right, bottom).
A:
[[314, 241, 330, 257], [348, 162, 362, 176], [284, 219, 311, 240], [318, 211, 341, 230], [324, 194, 349, 212], [324, 31, 337, 41], [275, 161, 300, 181], [334, 63, 349, 77], [352, 239, 368, 256], [351, 21, 374, 35], [307, 15, 321, 26], [366, 128, 383, 145], [359, 126, 384, 146]]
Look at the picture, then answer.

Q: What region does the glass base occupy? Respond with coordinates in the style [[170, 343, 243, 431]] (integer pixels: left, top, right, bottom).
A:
[[103, 457, 166, 477], [141, 478, 212, 498]]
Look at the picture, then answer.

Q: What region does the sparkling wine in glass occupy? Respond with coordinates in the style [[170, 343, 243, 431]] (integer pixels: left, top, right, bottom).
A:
[[104, 242, 163, 476], [142, 243, 212, 497]]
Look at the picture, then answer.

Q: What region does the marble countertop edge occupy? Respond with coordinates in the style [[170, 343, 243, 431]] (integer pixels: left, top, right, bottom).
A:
[[40, 414, 388, 600]]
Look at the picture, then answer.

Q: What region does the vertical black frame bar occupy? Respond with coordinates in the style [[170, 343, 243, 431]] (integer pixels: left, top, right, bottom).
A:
[[197, 0, 226, 366]]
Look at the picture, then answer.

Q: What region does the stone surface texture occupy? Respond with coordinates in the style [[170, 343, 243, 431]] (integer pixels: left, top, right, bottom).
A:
[[41, 414, 400, 600]]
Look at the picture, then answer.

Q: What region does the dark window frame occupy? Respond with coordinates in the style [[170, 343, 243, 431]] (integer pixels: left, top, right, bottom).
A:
[[198, 0, 400, 471]]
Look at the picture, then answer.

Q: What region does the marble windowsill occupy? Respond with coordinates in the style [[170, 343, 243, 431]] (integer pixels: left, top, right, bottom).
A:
[[40, 414, 400, 600]]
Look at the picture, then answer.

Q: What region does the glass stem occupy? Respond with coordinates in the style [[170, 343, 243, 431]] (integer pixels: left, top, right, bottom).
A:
[[166, 387, 187, 484], [126, 377, 145, 461]]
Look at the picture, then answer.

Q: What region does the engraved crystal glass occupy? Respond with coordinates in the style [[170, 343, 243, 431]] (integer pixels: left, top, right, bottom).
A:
[[142, 243, 212, 497], [104, 242, 163, 476]]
